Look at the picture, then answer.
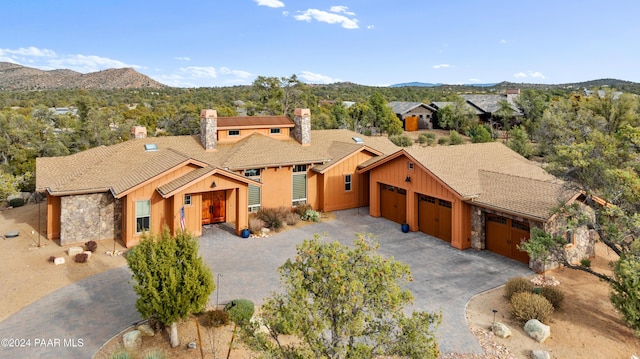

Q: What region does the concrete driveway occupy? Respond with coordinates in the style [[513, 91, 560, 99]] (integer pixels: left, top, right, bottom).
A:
[[201, 208, 532, 354]]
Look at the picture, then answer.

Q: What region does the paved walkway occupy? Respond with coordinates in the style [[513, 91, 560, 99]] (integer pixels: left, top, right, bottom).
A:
[[0, 208, 531, 358]]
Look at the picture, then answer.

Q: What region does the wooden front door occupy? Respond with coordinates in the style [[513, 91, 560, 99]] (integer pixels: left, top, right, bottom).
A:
[[202, 191, 226, 225], [485, 214, 530, 264]]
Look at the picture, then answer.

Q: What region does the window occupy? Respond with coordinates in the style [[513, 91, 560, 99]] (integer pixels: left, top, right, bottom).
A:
[[344, 174, 352, 191], [270, 128, 281, 135], [292, 165, 307, 206], [184, 194, 192, 206], [293, 164, 307, 173], [228, 130, 240, 136], [408, 161, 414, 170], [244, 168, 261, 177], [565, 230, 575, 246], [135, 200, 150, 233], [244, 169, 261, 212]]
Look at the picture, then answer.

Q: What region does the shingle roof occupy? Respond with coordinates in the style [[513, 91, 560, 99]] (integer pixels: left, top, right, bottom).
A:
[[460, 94, 522, 115], [387, 101, 436, 114]]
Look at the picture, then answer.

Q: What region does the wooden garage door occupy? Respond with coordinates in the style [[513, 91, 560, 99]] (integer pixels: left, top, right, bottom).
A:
[[485, 214, 530, 264], [418, 195, 452, 242], [380, 184, 406, 224]]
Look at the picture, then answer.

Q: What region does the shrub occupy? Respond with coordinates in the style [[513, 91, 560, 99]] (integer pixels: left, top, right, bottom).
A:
[[248, 216, 265, 234], [284, 211, 299, 226], [256, 207, 284, 230], [504, 277, 534, 300], [417, 132, 436, 146], [109, 349, 131, 359], [224, 299, 255, 326], [468, 124, 492, 143], [580, 258, 592, 268], [301, 209, 320, 222], [293, 203, 313, 217], [510, 291, 554, 323], [8, 197, 24, 208], [539, 286, 565, 310], [449, 130, 464, 145], [437, 137, 449, 145], [74, 253, 89, 263], [389, 134, 413, 147], [201, 309, 230, 328], [143, 350, 167, 359], [85, 240, 98, 252]]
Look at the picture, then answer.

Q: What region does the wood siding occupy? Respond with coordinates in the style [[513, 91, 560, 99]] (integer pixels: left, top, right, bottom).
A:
[[46, 193, 61, 240], [368, 154, 471, 249], [319, 151, 373, 211], [217, 127, 291, 143]]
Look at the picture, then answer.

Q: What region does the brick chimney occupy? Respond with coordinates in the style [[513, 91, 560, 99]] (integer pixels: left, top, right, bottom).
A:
[[131, 126, 147, 138], [292, 108, 311, 146], [200, 109, 218, 151]]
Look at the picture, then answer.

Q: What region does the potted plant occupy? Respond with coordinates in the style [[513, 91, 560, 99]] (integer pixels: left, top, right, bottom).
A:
[[241, 228, 251, 238], [401, 222, 410, 233]]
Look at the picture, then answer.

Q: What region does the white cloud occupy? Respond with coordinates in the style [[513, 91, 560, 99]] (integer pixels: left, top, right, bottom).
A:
[[0, 46, 57, 58], [254, 0, 284, 8], [179, 66, 217, 78], [219, 67, 252, 79], [367, 25, 374, 30], [433, 64, 451, 69], [299, 71, 340, 84], [514, 71, 546, 80], [500, 39, 508, 44], [330, 6, 355, 16], [175, 56, 191, 61], [48, 54, 141, 73], [294, 8, 359, 29]]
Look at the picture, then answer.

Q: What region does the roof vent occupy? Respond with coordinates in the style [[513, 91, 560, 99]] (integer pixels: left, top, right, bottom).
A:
[[352, 137, 364, 144], [144, 143, 158, 152]]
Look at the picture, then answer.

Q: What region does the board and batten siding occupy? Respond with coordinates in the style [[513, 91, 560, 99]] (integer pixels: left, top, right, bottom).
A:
[[217, 127, 291, 144], [368, 154, 471, 249], [321, 151, 373, 211]]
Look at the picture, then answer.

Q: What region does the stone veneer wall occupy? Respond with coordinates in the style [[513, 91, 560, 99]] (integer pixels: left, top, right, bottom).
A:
[[292, 108, 311, 145], [470, 205, 485, 250], [200, 109, 218, 150], [60, 193, 122, 246]]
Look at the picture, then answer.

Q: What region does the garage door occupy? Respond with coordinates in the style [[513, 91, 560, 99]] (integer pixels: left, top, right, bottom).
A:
[[380, 184, 406, 224], [418, 194, 452, 242], [485, 214, 530, 264]]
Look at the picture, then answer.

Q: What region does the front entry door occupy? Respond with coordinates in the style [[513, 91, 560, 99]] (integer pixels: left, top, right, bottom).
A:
[[202, 191, 226, 225]]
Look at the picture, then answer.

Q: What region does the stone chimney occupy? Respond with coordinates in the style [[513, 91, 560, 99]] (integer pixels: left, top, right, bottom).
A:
[[131, 126, 147, 138], [292, 108, 311, 146], [506, 88, 520, 102], [200, 109, 218, 151]]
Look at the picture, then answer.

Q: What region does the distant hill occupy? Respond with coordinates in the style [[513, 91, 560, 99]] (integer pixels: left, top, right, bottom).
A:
[[0, 62, 167, 90], [390, 81, 498, 88]]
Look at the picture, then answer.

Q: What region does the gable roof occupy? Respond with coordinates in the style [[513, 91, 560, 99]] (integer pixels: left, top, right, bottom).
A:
[[359, 142, 574, 221], [460, 94, 522, 115], [387, 101, 436, 114]]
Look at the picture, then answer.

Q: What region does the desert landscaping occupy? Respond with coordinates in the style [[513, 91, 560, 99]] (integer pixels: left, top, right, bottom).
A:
[[1, 202, 639, 358]]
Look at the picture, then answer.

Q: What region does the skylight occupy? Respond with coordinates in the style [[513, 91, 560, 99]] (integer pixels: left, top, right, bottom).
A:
[[144, 143, 158, 151], [352, 137, 364, 144]]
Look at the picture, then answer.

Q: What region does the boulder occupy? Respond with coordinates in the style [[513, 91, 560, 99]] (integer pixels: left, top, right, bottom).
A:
[[83, 251, 92, 259], [68, 246, 84, 256], [54, 257, 65, 265], [531, 349, 550, 359], [524, 319, 550, 343], [137, 323, 155, 337], [122, 330, 142, 350], [491, 321, 512, 338]]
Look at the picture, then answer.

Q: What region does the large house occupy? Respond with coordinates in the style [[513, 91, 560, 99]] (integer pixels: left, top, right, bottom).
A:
[[387, 101, 437, 130], [36, 108, 595, 270]]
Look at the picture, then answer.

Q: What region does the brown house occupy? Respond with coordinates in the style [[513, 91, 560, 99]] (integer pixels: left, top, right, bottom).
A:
[[36, 108, 398, 247], [358, 142, 595, 267]]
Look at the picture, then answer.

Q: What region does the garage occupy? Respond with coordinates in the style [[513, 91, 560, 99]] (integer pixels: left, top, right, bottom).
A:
[[380, 183, 406, 224], [485, 214, 530, 264], [418, 194, 452, 242]]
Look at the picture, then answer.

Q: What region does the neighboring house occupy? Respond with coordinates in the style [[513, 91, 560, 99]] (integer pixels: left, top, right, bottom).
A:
[[36, 109, 398, 248], [429, 101, 483, 129], [357, 142, 596, 268], [460, 89, 523, 124], [387, 101, 437, 130]]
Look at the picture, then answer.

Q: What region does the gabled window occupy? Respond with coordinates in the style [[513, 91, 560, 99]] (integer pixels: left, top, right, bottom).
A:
[[135, 200, 151, 233], [408, 162, 414, 171], [344, 174, 352, 192], [228, 130, 240, 136]]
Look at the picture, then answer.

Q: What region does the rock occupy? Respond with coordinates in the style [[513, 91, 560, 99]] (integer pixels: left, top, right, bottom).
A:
[[524, 319, 550, 343], [188, 341, 197, 349], [261, 228, 270, 235], [491, 321, 512, 338], [68, 246, 84, 256], [122, 330, 142, 349], [54, 257, 65, 265], [531, 349, 550, 359], [83, 251, 92, 259], [137, 324, 155, 337]]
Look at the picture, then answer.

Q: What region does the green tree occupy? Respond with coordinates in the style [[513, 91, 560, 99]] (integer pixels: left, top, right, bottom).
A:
[[467, 124, 492, 143], [494, 100, 516, 142], [254, 234, 441, 359], [514, 89, 548, 139], [348, 102, 374, 133], [368, 92, 403, 135], [507, 126, 534, 158], [126, 229, 214, 347], [436, 97, 476, 133], [610, 255, 640, 335]]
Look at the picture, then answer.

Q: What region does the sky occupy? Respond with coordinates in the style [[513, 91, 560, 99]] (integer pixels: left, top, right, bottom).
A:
[[1, 0, 639, 88]]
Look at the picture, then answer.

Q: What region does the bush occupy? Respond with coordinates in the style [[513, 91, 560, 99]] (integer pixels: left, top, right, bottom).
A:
[[284, 211, 299, 226], [580, 258, 592, 268], [224, 299, 255, 326], [201, 309, 230, 328], [437, 137, 449, 145], [510, 291, 554, 323], [389, 134, 413, 147], [256, 207, 285, 230], [449, 130, 464, 145], [8, 197, 24, 208], [293, 203, 313, 217], [248, 216, 265, 234], [143, 350, 167, 359], [504, 277, 534, 300], [109, 349, 131, 359], [85, 240, 98, 252], [74, 253, 88, 263], [417, 132, 436, 146], [539, 286, 565, 310], [301, 209, 320, 222], [468, 124, 492, 143]]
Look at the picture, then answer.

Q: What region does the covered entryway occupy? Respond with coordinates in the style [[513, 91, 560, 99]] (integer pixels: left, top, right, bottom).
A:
[[380, 183, 406, 224], [485, 214, 530, 264], [418, 194, 452, 242], [202, 191, 226, 224]]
